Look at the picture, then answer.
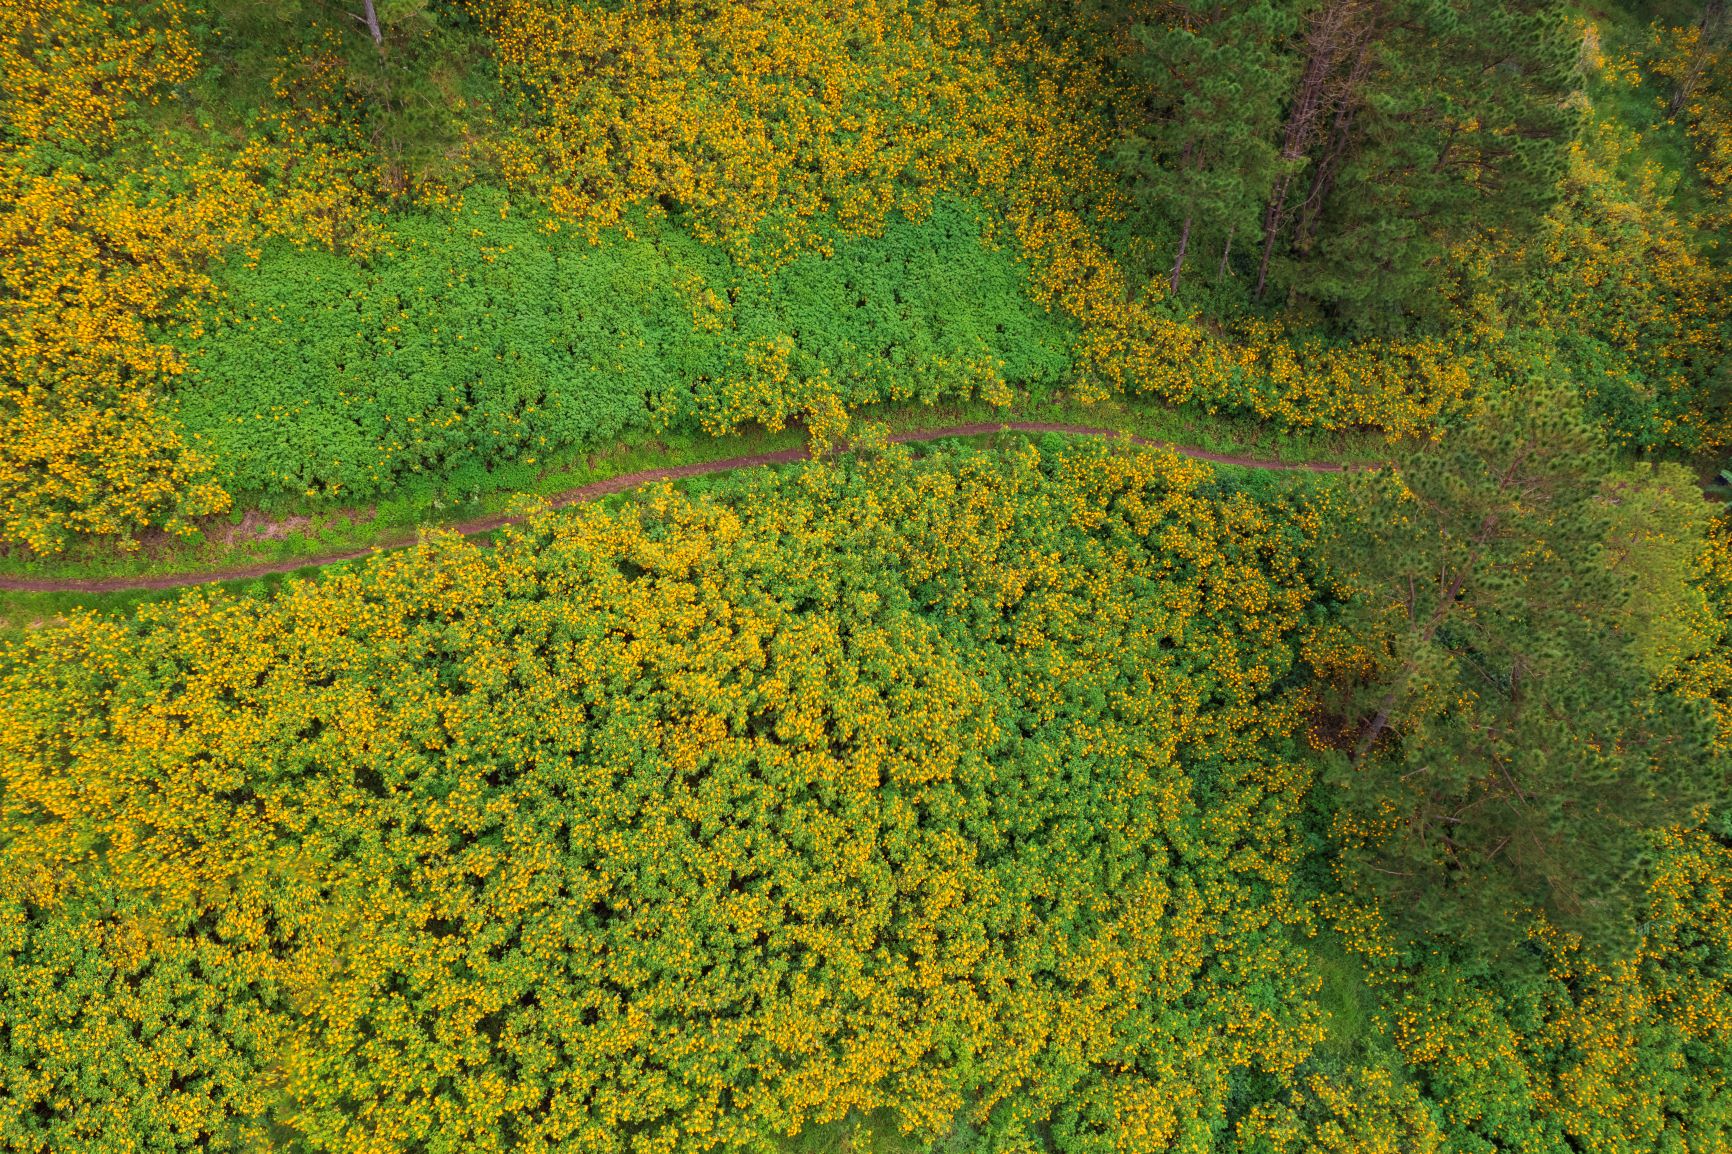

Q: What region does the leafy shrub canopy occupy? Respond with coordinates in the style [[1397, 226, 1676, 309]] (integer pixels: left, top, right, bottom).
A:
[[174, 197, 1071, 504], [0, 442, 1320, 1152]]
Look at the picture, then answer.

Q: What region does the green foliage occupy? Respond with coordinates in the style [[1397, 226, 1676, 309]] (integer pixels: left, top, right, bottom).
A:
[[1110, 0, 1580, 327], [173, 196, 1070, 504], [1271, 0, 1579, 326], [0, 443, 1320, 1152], [0, 872, 286, 1152], [1321, 377, 1727, 953], [1320, 1, 1576, 325], [1113, 2, 1294, 297]]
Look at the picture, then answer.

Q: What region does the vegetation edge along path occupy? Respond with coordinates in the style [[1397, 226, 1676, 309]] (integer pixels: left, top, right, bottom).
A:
[[0, 423, 1357, 594]]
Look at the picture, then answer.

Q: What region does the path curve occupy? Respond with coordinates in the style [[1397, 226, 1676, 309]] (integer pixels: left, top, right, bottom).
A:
[[0, 423, 1357, 594]]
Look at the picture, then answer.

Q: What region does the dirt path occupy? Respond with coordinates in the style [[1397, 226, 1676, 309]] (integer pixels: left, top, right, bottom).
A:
[[0, 423, 1358, 594]]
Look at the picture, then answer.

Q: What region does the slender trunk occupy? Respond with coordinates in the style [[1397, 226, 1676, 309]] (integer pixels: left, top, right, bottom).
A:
[[361, 0, 384, 48], [1429, 123, 1460, 175], [1670, 0, 1728, 116], [1255, 171, 1293, 300], [1217, 224, 1234, 281], [1351, 555, 1477, 764], [1352, 447, 1533, 764], [1170, 212, 1192, 295], [1294, 35, 1376, 255], [1256, 0, 1363, 298], [1168, 142, 1197, 295]]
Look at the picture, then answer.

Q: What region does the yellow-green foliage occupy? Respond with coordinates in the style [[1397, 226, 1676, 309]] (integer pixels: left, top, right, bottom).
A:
[[476, 0, 1473, 439], [1665, 511, 1732, 757], [1322, 826, 1732, 1153], [0, 443, 1325, 1152], [1653, 18, 1732, 211], [1443, 24, 1732, 454], [1235, 1067, 1444, 1154], [1530, 117, 1726, 451], [0, 0, 378, 552]]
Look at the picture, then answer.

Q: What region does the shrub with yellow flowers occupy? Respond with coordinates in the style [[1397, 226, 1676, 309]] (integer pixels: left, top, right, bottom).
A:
[[0, 0, 379, 552], [0, 441, 1328, 1152], [1318, 827, 1732, 1154], [1234, 1066, 1444, 1154], [472, 0, 1474, 444], [1320, 775, 1732, 1153]]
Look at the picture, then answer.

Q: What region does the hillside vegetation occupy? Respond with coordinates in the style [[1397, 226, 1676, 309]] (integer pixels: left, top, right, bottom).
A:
[[2, 2, 1731, 1152]]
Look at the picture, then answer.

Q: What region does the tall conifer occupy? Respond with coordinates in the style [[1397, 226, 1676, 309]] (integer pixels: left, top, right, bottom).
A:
[[1325, 379, 1726, 953], [1115, 2, 1297, 297]]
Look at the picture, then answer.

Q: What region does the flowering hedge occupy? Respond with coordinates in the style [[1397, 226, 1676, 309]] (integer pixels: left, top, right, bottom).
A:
[[477, 0, 1476, 442], [0, 0, 378, 551]]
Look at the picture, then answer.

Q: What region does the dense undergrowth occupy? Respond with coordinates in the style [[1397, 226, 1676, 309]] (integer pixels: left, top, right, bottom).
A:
[[3, 441, 1729, 1152], [175, 196, 1067, 504], [4, 0, 1732, 1151], [2, 443, 1329, 1151], [9, 0, 1728, 553]]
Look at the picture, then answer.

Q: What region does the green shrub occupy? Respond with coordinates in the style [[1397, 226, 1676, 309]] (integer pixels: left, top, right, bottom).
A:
[[0, 443, 1318, 1152], [172, 194, 1071, 505]]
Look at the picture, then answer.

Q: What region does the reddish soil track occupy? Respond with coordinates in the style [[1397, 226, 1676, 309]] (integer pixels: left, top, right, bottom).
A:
[[0, 423, 1357, 594]]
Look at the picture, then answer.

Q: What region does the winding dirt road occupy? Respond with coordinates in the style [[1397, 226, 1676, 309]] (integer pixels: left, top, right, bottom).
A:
[[0, 422, 1356, 595]]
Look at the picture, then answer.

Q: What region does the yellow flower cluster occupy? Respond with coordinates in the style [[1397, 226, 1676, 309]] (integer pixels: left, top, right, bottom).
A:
[[0, 2, 380, 551], [0, 444, 1329, 1150], [0, 0, 196, 149], [479, 0, 993, 258], [1654, 21, 1732, 212], [478, 0, 1467, 440]]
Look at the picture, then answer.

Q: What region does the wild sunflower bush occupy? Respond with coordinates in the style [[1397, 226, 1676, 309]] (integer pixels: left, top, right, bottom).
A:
[[0, 441, 1321, 1152]]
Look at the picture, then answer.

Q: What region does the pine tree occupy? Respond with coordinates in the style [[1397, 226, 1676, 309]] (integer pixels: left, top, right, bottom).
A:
[[1325, 378, 1726, 954], [1327, 0, 1575, 324], [1114, 1, 1297, 298], [1251, 0, 1579, 326], [1253, 0, 1380, 302]]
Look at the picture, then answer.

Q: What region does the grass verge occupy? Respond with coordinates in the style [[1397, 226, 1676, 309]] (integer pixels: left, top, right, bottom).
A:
[[0, 409, 1368, 640]]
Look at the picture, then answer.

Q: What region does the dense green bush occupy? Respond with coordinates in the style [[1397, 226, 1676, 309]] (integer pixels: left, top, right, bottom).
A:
[[172, 196, 1071, 504], [0, 442, 1318, 1152]]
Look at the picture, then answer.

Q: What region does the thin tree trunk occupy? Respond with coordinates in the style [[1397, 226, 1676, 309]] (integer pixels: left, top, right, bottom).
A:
[[1256, 172, 1294, 300], [1351, 555, 1477, 764], [1170, 212, 1192, 295], [1351, 446, 1533, 764], [1217, 224, 1235, 281], [361, 0, 384, 47], [1168, 143, 1197, 295], [1256, 174, 1294, 299], [1256, 0, 1373, 299], [1670, 0, 1729, 116], [1294, 35, 1376, 254]]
